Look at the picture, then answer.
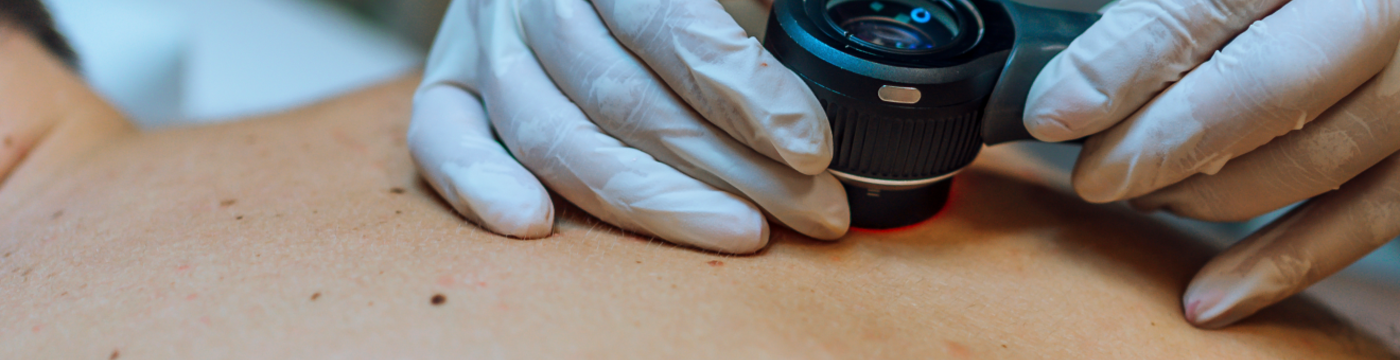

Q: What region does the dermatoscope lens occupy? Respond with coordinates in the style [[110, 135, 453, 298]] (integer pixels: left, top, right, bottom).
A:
[[826, 0, 962, 52]]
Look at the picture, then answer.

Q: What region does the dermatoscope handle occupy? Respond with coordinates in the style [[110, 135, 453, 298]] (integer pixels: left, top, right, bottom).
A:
[[981, 1, 1101, 145]]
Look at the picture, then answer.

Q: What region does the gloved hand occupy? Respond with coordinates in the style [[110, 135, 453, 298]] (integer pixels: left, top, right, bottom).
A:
[[1024, 0, 1400, 328], [407, 0, 849, 254]]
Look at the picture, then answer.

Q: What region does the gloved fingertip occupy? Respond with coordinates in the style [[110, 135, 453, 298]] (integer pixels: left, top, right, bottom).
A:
[[795, 195, 851, 241], [783, 150, 833, 176], [1024, 62, 1115, 142], [1181, 275, 1257, 330], [482, 195, 556, 239], [724, 216, 772, 254], [1024, 113, 1083, 143], [694, 208, 771, 254], [1182, 233, 1319, 330], [758, 111, 833, 176], [442, 161, 556, 239], [1072, 166, 1133, 204], [803, 226, 848, 242], [802, 215, 849, 241]]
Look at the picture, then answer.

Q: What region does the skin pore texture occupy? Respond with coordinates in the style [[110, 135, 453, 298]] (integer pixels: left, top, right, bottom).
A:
[[0, 32, 1396, 358]]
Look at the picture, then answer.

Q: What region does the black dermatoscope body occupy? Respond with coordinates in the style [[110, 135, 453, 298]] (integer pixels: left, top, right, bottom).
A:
[[763, 0, 1100, 228]]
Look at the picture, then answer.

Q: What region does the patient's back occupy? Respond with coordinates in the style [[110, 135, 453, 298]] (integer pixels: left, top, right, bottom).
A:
[[0, 77, 1390, 359]]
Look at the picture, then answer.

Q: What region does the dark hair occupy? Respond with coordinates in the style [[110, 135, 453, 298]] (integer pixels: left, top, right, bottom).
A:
[[0, 0, 77, 69]]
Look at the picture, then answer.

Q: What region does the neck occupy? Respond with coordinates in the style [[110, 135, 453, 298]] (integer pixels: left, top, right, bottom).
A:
[[0, 26, 132, 200]]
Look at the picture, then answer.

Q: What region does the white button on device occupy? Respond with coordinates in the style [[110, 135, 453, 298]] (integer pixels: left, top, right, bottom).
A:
[[878, 85, 921, 104]]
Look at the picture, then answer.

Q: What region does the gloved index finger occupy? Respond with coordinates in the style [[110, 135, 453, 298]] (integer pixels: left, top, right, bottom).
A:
[[1023, 0, 1289, 142], [1182, 152, 1400, 329], [590, 0, 834, 176], [409, 85, 556, 238]]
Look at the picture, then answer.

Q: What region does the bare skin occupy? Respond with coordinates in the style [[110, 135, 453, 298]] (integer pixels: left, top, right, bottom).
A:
[[0, 27, 1393, 359]]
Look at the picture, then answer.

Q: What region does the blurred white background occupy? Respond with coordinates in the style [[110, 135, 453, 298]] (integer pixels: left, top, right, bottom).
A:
[[39, 0, 1399, 350], [42, 0, 438, 126]]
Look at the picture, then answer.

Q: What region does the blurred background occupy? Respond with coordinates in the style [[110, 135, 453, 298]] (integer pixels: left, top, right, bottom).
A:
[[42, 0, 446, 126], [40, 0, 1398, 350]]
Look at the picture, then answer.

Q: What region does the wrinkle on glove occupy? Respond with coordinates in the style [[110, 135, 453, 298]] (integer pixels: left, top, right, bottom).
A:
[[591, 0, 833, 176], [520, 0, 847, 240]]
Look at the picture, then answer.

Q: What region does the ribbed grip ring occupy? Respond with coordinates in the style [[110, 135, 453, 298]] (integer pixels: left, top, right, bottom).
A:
[[823, 101, 984, 180]]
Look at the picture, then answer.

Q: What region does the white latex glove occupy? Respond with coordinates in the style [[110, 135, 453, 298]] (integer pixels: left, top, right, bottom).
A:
[[1024, 0, 1400, 328], [407, 0, 849, 254]]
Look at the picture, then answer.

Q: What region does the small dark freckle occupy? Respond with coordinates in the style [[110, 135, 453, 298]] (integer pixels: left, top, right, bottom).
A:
[[21, 268, 32, 277], [635, 260, 641, 264], [707, 260, 724, 267], [760, 62, 768, 67], [430, 294, 446, 305], [2, 136, 11, 147], [395, 210, 402, 215], [389, 187, 406, 195], [1150, 322, 1156, 326], [3, 252, 9, 258], [236, 216, 244, 220], [220, 199, 236, 207], [51, 210, 63, 220], [1001, 344, 1008, 349], [313, 210, 318, 214], [311, 292, 321, 301], [110, 350, 119, 359], [255, 253, 261, 257]]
